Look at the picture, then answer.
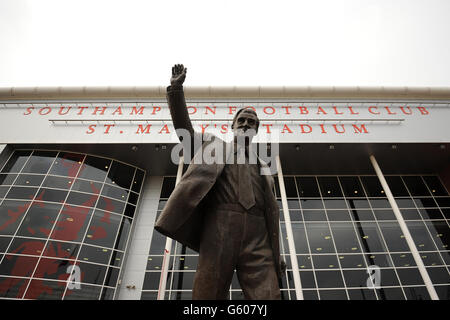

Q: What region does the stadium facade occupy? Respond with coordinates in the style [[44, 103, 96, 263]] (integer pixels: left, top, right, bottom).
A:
[[0, 86, 449, 300]]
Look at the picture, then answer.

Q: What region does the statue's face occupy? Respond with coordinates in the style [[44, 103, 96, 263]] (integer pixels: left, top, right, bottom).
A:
[[232, 111, 259, 138]]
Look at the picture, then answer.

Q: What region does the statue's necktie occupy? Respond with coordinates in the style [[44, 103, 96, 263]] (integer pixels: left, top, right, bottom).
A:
[[238, 157, 256, 210]]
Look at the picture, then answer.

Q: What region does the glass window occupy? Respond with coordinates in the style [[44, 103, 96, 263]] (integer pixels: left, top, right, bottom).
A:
[[0, 200, 32, 236], [376, 287, 405, 300], [372, 209, 395, 220], [42, 176, 74, 190], [14, 174, 44, 187], [435, 197, 450, 207], [110, 251, 124, 267], [365, 254, 393, 267], [329, 222, 362, 253], [77, 156, 111, 182], [131, 169, 145, 193], [105, 161, 134, 189], [143, 272, 161, 290], [300, 199, 324, 210], [0, 186, 9, 199], [423, 176, 448, 196], [1, 150, 31, 173], [0, 254, 39, 277], [78, 245, 112, 265], [323, 199, 347, 209], [33, 257, 74, 280], [299, 271, 316, 288], [303, 210, 326, 221], [418, 208, 444, 220], [22, 151, 58, 174], [402, 176, 431, 196], [24, 279, 65, 299], [6, 237, 45, 256], [127, 192, 139, 205], [71, 179, 102, 194], [396, 268, 424, 286], [369, 198, 391, 209], [115, 216, 132, 251], [296, 177, 320, 197], [315, 270, 344, 288], [347, 288, 377, 300], [343, 269, 371, 288], [385, 176, 409, 197], [283, 177, 298, 198], [123, 203, 136, 219], [360, 176, 385, 197], [378, 222, 410, 252], [6, 187, 38, 200], [414, 197, 438, 208], [0, 276, 30, 299], [424, 221, 449, 250], [297, 255, 313, 269], [338, 254, 366, 268], [48, 152, 84, 177], [379, 268, 401, 286], [17, 201, 61, 239], [400, 209, 422, 220], [36, 188, 68, 203], [50, 205, 93, 242], [0, 174, 17, 185], [161, 177, 176, 198], [426, 267, 450, 285], [312, 254, 339, 269], [404, 286, 430, 300], [318, 289, 347, 300], [356, 222, 388, 253], [65, 284, 101, 300], [305, 223, 335, 254], [291, 223, 310, 254], [77, 262, 107, 285], [0, 236, 12, 252], [104, 267, 120, 287], [84, 210, 122, 247], [97, 196, 125, 215], [317, 177, 343, 198], [326, 210, 351, 221], [171, 271, 195, 290], [339, 176, 365, 198], [390, 253, 417, 267], [101, 184, 129, 202], [66, 191, 99, 208], [419, 252, 445, 266], [406, 221, 438, 251], [43, 241, 80, 260]]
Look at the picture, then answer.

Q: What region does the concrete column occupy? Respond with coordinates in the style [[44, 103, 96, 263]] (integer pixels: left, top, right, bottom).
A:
[[117, 176, 164, 300]]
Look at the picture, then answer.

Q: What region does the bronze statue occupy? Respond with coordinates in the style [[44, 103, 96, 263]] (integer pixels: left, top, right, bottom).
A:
[[155, 64, 284, 300]]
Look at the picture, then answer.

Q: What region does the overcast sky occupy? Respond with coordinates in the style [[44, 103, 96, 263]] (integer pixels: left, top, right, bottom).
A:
[[0, 0, 449, 87]]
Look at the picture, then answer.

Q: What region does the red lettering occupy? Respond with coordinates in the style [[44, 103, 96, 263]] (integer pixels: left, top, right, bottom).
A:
[[400, 106, 412, 115], [348, 106, 359, 115], [417, 106, 429, 115], [103, 124, 114, 134], [58, 106, 71, 115], [130, 106, 144, 115], [262, 124, 272, 134], [152, 106, 161, 114], [23, 106, 34, 115], [86, 125, 96, 134], [333, 124, 345, 134], [333, 106, 343, 115], [368, 106, 380, 114], [299, 106, 309, 115], [282, 106, 291, 114], [92, 106, 107, 115], [200, 124, 209, 134], [38, 107, 52, 115], [77, 106, 88, 115], [319, 124, 327, 134], [228, 106, 237, 115], [135, 124, 151, 134], [159, 124, 170, 134], [220, 124, 229, 134], [264, 106, 275, 115], [112, 107, 123, 115], [281, 124, 293, 134], [316, 106, 327, 115], [352, 124, 369, 134], [187, 106, 197, 115], [385, 106, 397, 115], [205, 106, 216, 115], [300, 124, 312, 133]]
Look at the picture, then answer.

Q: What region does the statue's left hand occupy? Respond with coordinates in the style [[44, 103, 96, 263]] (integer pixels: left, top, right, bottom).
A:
[[171, 64, 187, 86]]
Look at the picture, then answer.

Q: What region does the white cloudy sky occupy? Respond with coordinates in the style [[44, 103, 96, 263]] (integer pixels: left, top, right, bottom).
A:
[[0, 0, 449, 87]]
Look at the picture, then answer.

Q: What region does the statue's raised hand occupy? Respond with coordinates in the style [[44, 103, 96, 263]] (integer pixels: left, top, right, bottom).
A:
[[171, 64, 187, 86]]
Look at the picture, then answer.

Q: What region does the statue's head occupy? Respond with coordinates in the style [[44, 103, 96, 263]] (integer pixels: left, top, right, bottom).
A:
[[231, 108, 259, 143]]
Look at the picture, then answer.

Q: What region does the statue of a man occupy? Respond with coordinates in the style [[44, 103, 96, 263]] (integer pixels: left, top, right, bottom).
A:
[[155, 64, 284, 300]]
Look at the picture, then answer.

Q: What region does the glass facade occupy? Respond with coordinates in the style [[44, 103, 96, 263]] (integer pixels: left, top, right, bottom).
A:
[[0, 150, 145, 299], [145, 174, 450, 300]]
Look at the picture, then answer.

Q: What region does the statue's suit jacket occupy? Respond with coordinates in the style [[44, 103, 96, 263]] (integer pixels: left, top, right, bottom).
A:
[[154, 86, 282, 279]]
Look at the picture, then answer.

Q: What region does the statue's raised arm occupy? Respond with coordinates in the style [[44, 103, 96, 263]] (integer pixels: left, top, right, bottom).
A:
[[166, 64, 195, 139]]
